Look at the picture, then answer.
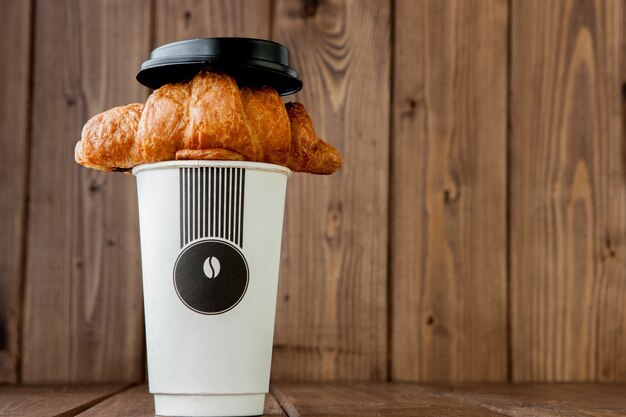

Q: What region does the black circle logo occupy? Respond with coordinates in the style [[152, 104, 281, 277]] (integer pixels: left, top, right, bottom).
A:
[[173, 239, 249, 315]]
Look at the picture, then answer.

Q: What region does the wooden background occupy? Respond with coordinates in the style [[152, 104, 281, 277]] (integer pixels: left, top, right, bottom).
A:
[[0, 0, 624, 384]]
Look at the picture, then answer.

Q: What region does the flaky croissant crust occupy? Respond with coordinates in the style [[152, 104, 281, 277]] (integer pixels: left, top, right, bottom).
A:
[[75, 71, 342, 174]]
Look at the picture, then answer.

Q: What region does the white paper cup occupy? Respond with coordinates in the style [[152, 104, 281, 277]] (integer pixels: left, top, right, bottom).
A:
[[132, 160, 291, 417]]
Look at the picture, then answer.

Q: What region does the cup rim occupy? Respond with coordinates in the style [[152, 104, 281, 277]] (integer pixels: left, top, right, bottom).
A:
[[132, 160, 293, 176]]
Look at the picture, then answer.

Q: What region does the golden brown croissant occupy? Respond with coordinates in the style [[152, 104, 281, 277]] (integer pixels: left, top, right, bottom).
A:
[[75, 71, 342, 174]]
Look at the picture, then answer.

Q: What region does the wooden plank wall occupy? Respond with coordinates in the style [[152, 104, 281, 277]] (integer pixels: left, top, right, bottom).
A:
[[391, 0, 508, 382], [510, 0, 626, 382], [271, 0, 390, 381], [0, 0, 624, 383], [22, 0, 148, 382], [0, 0, 32, 383]]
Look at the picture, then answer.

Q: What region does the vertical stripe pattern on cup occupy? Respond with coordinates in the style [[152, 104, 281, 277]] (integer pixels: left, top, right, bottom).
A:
[[179, 167, 245, 248]]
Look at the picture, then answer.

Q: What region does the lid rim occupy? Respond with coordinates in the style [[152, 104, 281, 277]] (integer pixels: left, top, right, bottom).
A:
[[140, 55, 293, 67], [139, 57, 301, 79]]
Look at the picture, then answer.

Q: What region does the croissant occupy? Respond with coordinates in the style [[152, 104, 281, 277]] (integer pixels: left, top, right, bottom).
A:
[[75, 71, 342, 174]]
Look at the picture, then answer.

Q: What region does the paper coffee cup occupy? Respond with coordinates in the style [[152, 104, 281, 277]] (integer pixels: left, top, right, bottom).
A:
[[133, 160, 290, 417]]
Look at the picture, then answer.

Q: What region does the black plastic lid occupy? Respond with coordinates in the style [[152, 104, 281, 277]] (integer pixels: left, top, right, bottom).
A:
[[136, 37, 302, 96]]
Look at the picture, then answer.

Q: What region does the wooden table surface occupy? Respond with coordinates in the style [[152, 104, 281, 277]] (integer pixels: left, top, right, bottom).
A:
[[1, 383, 625, 416]]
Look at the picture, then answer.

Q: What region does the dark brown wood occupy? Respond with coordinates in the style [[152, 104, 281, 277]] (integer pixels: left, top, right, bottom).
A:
[[271, 383, 506, 416], [74, 385, 151, 416], [264, 391, 288, 416], [0, 384, 124, 417], [439, 384, 626, 417], [4, 0, 626, 386], [510, 0, 626, 381], [391, 0, 508, 381], [78, 385, 286, 416], [0, 351, 15, 383], [0, 0, 32, 383], [155, 0, 271, 44], [271, 0, 390, 381], [2, 383, 626, 416], [22, 0, 150, 382]]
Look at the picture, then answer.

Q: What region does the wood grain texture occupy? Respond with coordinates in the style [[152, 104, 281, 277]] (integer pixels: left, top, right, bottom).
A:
[[3, 383, 626, 416], [439, 384, 626, 417], [270, 0, 390, 382], [76, 385, 151, 416], [0, 0, 32, 383], [264, 391, 288, 416], [155, 0, 270, 45], [510, 0, 626, 381], [22, 0, 149, 382], [391, 0, 508, 381], [77, 385, 286, 416], [0, 384, 124, 417], [271, 383, 506, 416]]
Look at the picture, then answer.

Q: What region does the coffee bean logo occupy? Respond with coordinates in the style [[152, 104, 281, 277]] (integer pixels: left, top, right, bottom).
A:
[[174, 239, 249, 315], [203, 256, 221, 279]]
